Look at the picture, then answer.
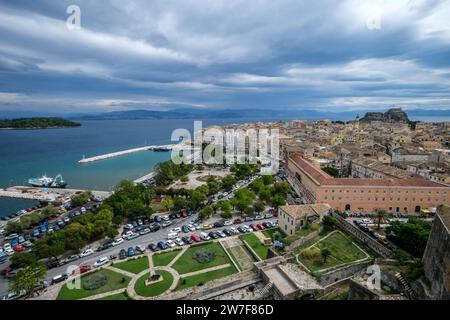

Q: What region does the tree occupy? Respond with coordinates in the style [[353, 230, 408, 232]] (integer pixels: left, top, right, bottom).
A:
[[206, 181, 220, 195], [188, 190, 207, 210], [173, 196, 187, 211], [70, 191, 92, 207], [9, 262, 46, 296], [272, 182, 291, 197], [161, 196, 174, 211], [40, 205, 59, 218], [10, 252, 38, 268], [64, 223, 88, 252], [5, 221, 24, 234], [262, 175, 273, 185], [321, 248, 331, 263], [375, 209, 387, 230], [180, 175, 189, 182], [271, 195, 286, 208], [386, 217, 432, 257], [221, 176, 236, 191], [199, 206, 213, 220], [259, 189, 272, 203], [253, 201, 265, 213]]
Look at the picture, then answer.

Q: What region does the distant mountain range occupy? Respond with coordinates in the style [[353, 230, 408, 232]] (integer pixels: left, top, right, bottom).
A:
[[70, 108, 450, 121], [1, 108, 449, 121]]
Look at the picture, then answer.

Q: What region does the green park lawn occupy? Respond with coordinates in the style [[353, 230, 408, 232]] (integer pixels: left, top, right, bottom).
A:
[[114, 257, 149, 274], [152, 249, 181, 267], [57, 269, 131, 300], [297, 231, 369, 273], [262, 228, 286, 240], [240, 233, 270, 260], [171, 242, 231, 274], [134, 270, 174, 297], [175, 265, 237, 291], [97, 292, 131, 300]]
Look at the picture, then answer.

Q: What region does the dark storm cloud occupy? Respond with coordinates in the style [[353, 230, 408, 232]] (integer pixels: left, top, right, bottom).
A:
[[0, 0, 449, 113]]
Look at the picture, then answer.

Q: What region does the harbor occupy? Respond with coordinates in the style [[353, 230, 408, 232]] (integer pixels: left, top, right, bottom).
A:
[[78, 144, 180, 163]]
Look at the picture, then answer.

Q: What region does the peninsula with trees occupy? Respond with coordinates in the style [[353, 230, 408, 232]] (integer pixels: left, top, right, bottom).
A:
[[0, 117, 81, 130]]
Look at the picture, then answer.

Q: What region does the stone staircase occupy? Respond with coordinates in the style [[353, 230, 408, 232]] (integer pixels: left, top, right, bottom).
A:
[[395, 272, 415, 299], [257, 281, 274, 297]]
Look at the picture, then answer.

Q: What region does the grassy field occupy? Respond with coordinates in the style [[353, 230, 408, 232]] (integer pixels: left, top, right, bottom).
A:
[[240, 233, 270, 260], [297, 231, 369, 273], [227, 245, 255, 271], [114, 257, 149, 274], [171, 242, 231, 274], [175, 265, 237, 291], [152, 249, 181, 267], [97, 292, 130, 300], [57, 269, 131, 300], [134, 270, 174, 297]]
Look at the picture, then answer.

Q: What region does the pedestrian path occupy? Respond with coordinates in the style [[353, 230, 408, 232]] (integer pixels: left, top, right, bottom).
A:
[[181, 263, 231, 278], [80, 288, 126, 300], [106, 266, 136, 278], [168, 247, 188, 267]]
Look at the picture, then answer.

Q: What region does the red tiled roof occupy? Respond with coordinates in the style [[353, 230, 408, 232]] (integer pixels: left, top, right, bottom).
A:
[[289, 152, 450, 189]]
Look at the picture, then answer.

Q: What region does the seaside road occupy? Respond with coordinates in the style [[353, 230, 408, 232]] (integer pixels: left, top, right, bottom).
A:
[[0, 217, 277, 299]]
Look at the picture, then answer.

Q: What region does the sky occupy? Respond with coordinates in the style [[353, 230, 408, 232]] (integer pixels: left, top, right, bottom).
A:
[[0, 0, 450, 115]]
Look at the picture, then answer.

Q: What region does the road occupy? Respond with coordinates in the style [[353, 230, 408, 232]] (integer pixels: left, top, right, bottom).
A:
[[0, 216, 277, 298]]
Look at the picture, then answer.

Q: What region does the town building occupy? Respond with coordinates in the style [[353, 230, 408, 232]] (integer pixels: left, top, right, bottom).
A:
[[287, 152, 450, 213], [278, 203, 331, 236]]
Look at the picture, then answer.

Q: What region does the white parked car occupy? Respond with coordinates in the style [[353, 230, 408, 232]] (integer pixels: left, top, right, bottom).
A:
[[167, 232, 178, 240], [223, 220, 233, 226], [80, 207, 87, 213], [175, 238, 184, 246], [112, 237, 124, 246], [187, 224, 196, 232], [5, 248, 14, 256], [79, 249, 94, 257], [94, 256, 110, 268], [166, 240, 176, 248], [3, 243, 12, 251], [199, 232, 211, 241], [229, 227, 239, 234], [170, 227, 181, 234], [161, 215, 170, 221]]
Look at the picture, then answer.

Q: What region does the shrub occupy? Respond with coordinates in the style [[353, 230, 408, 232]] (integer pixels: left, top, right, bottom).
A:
[[180, 175, 189, 182], [193, 248, 216, 263], [83, 273, 107, 290]]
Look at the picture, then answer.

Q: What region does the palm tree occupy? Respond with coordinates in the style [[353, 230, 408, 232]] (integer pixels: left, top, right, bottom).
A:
[[376, 209, 387, 230]]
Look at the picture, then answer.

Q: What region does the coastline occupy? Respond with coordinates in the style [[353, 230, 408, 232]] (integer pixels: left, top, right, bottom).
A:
[[0, 126, 81, 130]]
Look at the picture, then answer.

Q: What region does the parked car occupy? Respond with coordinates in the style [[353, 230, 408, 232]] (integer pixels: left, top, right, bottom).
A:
[[166, 240, 176, 248], [208, 231, 219, 239], [182, 225, 190, 233], [170, 227, 181, 234], [217, 230, 226, 238], [201, 224, 213, 230], [157, 241, 168, 250], [148, 243, 158, 252], [119, 249, 127, 259], [175, 238, 184, 246], [125, 232, 140, 240], [45, 260, 59, 270], [51, 274, 68, 284], [153, 215, 162, 222], [72, 265, 92, 275], [161, 221, 172, 228], [249, 224, 259, 231], [237, 226, 247, 233], [191, 234, 202, 242], [139, 228, 151, 235], [255, 215, 264, 220], [264, 213, 273, 219], [187, 224, 196, 232], [199, 232, 211, 241], [213, 221, 224, 228], [256, 224, 265, 230], [181, 236, 193, 245], [94, 257, 110, 268], [222, 229, 231, 236], [112, 237, 124, 246], [150, 223, 161, 232], [79, 249, 94, 258], [244, 216, 254, 222], [61, 255, 79, 264], [223, 220, 233, 226], [127, 247, 135, 257], [135, 245, 146, 254]]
